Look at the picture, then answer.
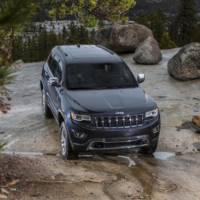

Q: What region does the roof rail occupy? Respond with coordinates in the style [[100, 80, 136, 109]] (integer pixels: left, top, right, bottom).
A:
[[97, 45, 115, 55], [57, 46, 68, 56]]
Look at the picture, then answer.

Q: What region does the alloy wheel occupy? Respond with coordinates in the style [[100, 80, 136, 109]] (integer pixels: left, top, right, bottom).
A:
[[61, 127, 67, 156]]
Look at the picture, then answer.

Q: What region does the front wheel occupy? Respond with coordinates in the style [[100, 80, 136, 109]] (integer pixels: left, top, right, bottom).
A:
[[141, 138, 158, 155], [60, 122, 78, 160], [60, 122, 69, 159]]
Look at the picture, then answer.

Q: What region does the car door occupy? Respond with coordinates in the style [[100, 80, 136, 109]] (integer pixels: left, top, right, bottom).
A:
[[47, 55, 63, 116], [42, 56, 52, 104]]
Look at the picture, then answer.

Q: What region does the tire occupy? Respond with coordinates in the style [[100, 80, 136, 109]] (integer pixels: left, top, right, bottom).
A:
[[141, 139, 158, 155], [42, 89, 53, 118], [60, 122, 69, 159], [60, 122, 78, 160]]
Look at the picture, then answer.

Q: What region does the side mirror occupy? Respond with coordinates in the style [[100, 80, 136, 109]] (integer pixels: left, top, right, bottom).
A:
[[137, 74, 145, 84], [48, 77, 60, 87]]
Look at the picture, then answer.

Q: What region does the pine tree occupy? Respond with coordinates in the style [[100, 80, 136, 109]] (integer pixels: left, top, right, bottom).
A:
[[149, 11, 167, 43], [0, 0, 36, 84], [135, 11, 149, 28], [171, 0, 197, 46], [49, 0, 136, 27], [160, 32, 177, 49], [62, 26, 69, 43], [37, 26, 48, 61], [135, 10, 168, 44]]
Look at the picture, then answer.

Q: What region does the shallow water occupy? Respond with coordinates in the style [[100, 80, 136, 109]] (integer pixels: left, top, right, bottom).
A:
[[153, 152, 175, 160]]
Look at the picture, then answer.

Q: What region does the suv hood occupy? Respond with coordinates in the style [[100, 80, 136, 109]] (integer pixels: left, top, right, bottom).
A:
[[66, 88, 156, 113]]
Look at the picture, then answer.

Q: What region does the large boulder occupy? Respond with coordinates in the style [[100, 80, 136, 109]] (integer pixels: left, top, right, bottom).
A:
[[168, 43, 200, 80], [95, 22, 153, 53], [133, 36, 162, 65]]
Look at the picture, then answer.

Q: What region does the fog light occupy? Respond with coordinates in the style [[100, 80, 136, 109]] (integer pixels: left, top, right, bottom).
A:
[[74, 131, 87, 139], [152, 125, 160, 134]]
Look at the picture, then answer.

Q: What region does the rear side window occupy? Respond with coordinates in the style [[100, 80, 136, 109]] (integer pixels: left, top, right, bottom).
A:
[[48, 55, 62, 81]]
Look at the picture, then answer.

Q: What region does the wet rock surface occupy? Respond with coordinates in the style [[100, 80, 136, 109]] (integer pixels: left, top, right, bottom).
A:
[[95, 22, 153, 53], [0, 155, 50, 186], [168, 43, 200, 80], [133, 36, 162, 65], [0, 50, 200, 199]]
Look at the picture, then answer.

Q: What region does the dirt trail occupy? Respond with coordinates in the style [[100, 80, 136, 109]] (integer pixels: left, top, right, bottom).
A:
[[0, 50, 200, 200]]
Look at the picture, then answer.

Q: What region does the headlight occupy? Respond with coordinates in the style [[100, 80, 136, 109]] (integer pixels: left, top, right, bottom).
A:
[[71, 112, 91, 122], [145, 108, 158, 118]]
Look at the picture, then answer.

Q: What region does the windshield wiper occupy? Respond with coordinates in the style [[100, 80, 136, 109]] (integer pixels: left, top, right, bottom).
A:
[[68, 85, 135, 90], [68, 87, 97, 90], [93, 85, 134, 89]]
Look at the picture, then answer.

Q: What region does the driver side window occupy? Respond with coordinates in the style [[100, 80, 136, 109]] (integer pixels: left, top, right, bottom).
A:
[[48, 55, 62, 82]]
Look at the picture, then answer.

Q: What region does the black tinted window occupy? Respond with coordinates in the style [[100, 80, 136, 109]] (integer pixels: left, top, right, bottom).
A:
[[48, 56, 62, 81], [66, 63, 138, 90]]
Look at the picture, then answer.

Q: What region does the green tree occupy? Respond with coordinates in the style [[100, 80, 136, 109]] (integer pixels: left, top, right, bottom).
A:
[[61, 26, 69, 44], [67, 22, 92, 44], [49, 0, 136, 27], [136, 10, 167, 43], [160, 32, 177, 49], [12, 22, 94, 62], [171, 0, 197, 46], [135, 10, 177, 49], [0, 142, 6, 152], [193, 25, 200, 43], [0, 0, 36, 85], [149, 11, 166, 43], [135, 11, 149, 27], [0, 0, 35, 26]]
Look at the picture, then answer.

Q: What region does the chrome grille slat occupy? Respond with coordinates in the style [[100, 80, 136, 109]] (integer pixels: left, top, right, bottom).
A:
[[101, 117, 104, 128], [116, 117, 118, 127], [108, 117, 111, 127], [122, 117, 125, 127], [94, 117, 98, 127], [93, 114, 144, 129], [129, 117, 132, 126]]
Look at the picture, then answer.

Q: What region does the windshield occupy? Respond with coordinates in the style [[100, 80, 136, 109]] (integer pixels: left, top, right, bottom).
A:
[[66, 62, 138, 90]]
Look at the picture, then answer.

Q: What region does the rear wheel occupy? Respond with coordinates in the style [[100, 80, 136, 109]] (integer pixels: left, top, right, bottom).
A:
[[42, 89, 52, 118]]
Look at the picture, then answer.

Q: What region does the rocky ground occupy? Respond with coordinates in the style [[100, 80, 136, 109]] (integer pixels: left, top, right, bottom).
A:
[[0, 87, 10, 114], [0, 49, 200, 200]]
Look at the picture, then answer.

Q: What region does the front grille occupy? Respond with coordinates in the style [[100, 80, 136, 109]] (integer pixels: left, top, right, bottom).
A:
[[93, 114, 144, 128]]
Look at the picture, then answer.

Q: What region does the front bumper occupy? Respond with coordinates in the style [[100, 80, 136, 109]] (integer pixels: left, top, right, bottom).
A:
[[86, 135, 149, 153], [67, 116, 160, 153]]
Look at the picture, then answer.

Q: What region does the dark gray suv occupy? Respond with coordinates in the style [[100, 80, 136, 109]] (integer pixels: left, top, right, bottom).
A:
[[40, 45, 160, 159]]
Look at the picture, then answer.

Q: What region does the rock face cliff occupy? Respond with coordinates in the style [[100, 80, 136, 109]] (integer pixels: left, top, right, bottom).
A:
[[129, 0, 200, 18]]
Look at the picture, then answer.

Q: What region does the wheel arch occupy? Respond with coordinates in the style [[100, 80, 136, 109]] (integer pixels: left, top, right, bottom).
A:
[[58, 111, 65, 126], [40, 80, 43, 91]]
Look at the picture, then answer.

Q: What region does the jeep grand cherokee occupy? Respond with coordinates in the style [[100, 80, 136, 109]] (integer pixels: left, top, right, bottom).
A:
[[40, 45, 160, 159]]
